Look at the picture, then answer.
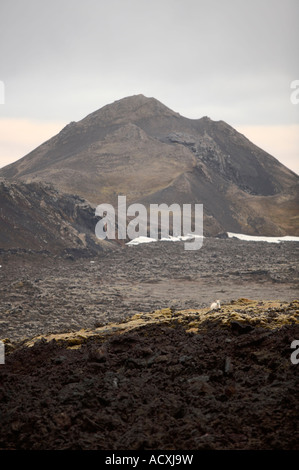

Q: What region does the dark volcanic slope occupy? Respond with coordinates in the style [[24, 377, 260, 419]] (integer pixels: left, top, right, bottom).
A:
[[0, 94, 298, 236], [0, 178, 113, 254]]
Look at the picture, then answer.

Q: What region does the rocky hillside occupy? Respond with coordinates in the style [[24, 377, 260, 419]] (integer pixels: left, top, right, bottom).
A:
[[0, 178, 113, 255], [1, 94, 298, 236]]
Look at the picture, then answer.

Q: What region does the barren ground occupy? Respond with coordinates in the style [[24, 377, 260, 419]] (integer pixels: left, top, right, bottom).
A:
[[0, 237, 298, 450], [1, 237, 298, 342]]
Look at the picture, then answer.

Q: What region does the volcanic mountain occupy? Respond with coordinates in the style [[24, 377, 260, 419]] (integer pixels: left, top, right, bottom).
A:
[[1, 94, 298, 236]]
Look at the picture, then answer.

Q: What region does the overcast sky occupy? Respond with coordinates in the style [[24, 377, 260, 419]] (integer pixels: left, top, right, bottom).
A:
[[0, 0, 298, 173]]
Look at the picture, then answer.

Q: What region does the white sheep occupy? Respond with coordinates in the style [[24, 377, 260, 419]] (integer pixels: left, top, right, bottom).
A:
[[210, 299, 221, 311]]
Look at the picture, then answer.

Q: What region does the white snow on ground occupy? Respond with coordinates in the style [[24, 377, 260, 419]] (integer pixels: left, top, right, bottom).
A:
[[126, 234, 204, 246], [126, 236, 157, 246], [126, 232, 299, 246], [227, 232, 299, 243], [160, 234, 204, 242]]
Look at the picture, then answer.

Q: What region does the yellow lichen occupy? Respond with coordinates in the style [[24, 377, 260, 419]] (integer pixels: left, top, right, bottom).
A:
[[186, 327, 199, 334], [16, 299, 299, 350]]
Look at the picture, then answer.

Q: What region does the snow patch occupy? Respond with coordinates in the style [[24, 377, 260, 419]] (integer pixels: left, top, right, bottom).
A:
[[160, 234, 204, 242], [227, 232, 299, 243], [126, 234, 204, 246], [126, 236, 157, 246]]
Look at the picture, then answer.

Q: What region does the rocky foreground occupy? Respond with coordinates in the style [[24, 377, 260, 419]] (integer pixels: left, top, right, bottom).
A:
[[1, 299, 298, 450]]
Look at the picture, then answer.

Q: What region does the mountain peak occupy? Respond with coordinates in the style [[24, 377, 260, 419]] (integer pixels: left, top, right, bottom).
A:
[[82, 94, 179, 126]]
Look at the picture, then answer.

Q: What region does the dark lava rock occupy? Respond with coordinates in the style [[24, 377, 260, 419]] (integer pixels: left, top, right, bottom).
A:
[[0, 320, 298, 450], [231, 321, 255, 335]]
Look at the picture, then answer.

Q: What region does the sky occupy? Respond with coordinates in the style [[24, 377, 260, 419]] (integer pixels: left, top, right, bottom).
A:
[[0, 0, 298, 173]]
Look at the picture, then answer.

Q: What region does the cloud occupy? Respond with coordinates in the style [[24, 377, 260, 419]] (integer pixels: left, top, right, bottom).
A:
[[1, 0, 298, 122]]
